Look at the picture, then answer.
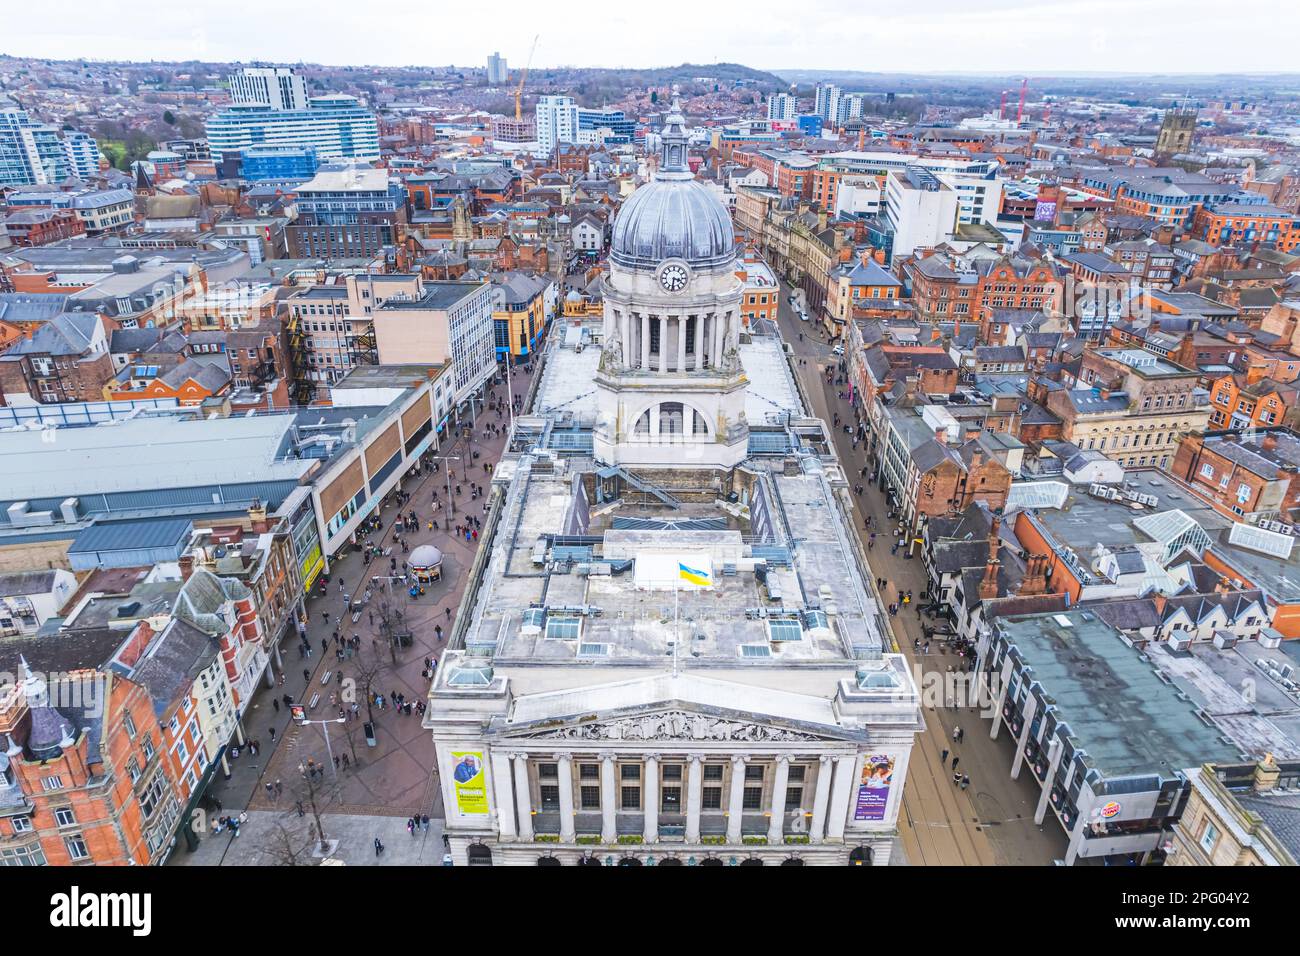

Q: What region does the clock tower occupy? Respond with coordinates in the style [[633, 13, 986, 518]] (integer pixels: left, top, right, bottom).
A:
[[593, 99, 749, 471]]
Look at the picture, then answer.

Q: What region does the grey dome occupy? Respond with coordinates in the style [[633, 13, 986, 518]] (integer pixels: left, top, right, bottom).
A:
[[610, 178, 735, 272]]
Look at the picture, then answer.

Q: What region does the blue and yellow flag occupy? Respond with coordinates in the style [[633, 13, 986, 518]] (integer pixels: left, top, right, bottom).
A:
[[678, 561, 710, 586]]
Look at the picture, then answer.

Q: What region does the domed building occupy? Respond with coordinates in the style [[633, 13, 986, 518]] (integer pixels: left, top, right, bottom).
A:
[[594, 99, 749, 471]]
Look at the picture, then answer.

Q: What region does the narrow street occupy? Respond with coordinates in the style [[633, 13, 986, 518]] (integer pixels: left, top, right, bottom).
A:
[[770, 280, 1068, 865]]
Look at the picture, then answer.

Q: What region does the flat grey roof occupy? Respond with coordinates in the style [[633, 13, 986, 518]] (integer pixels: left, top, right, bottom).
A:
[[996, 607, 1242, 781], [0, 414, 315, 500]]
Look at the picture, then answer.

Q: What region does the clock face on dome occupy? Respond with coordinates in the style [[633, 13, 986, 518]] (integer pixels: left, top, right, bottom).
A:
[[658, 262, 689, 293]]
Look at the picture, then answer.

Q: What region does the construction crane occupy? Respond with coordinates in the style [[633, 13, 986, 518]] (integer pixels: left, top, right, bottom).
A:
[[514, 34, 539, 122], [1016, 77, 1028, 124]]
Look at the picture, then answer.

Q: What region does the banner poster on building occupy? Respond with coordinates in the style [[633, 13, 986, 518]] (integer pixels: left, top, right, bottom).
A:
[[854, 753, 895, 821], [1034, 200, 1058, 223], [450, 751, 489, 814]]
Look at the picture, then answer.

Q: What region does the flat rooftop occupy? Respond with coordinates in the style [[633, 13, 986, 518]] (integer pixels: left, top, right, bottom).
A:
[[461, 457, 884, 668], [378, 281, 483, 312], [0, 414, 315, 501], [1025, 470, 1231, 559], [1147, 639, 1300, 760], [995, 607, 1243, 781]]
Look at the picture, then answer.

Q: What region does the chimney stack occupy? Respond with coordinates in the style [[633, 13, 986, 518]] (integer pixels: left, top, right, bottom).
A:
[[178, 553, 195, 581], [1018, 552, 1049, 596]]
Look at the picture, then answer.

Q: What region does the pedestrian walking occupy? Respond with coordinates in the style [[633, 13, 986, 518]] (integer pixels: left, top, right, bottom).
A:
[[941, 748, 949, 765], [952, 725, 961, 743], [951, 756, 959, 772], [273, 699, 280, 713], [422, 814, 430, 832], [303, 668, 310, 682], [375, 837, 385, 857], [957, 726, 964, 744], [960, 774, 970, 790], [268, 726, 276, 742]]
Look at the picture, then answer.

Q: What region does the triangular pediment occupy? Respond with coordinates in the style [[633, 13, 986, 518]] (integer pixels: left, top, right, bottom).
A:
[[492, 704, 862, 744]]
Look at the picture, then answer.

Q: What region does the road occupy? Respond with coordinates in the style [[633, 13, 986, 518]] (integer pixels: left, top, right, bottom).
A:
[[769, 280, 1068, 865]]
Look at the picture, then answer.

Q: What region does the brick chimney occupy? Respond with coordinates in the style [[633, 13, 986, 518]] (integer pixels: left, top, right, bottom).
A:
[[248, 499, 270, 534], [178, 553, 195, 581], [979, 515, 1002, 599], [1253, 753, 1281, 793], [1018, 552, 1049, 596], [934, 427, 947, 445]]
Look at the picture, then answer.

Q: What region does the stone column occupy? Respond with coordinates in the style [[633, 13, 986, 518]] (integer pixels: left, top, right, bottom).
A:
[[694, 314, 705, 370], [556, 753, 576, 843], [600, 754, 617, 843], [1034, 737, 1063, 826], [491, 751, 517, 841], [511, 753, 533, 841], [767, 756, 790, 843], [620, 311, 632, 369], [725, 755, 747, 844], [712, 311, 723, 368], [643, 754, 660, 842], [989, 655, 1014, 740], [810, 755, 834, 843], [685, 754, 703, 843], [659, 317, 670, 373], [640, 312, 650, 370], [1010, 694, 1038, 781], [677, 315, 687, 372], [825, 755, 856, 841]]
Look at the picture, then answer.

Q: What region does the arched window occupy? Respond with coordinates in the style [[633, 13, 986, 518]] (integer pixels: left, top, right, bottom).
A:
[[634, 410, 651, 435], [660, 402, 685, 435], [693, 409, 709, 435]]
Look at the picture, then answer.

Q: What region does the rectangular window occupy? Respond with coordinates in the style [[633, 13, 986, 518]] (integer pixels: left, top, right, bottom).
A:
[[620, 786, 641, 810], [65, 837, 90, 861], [579, 763, 600, 780], [42, 776, 64, 792], [539, 784, 560, 811], [702, 786, 723, 810], [742, 786, 764, 810], [1199, 820, 1220, 855], [11, 816, 32, 834], [54, 808, 76, 828], [661, 786, 682, 813], [620, 764, 640, 781], [580, 785, 601, 810]]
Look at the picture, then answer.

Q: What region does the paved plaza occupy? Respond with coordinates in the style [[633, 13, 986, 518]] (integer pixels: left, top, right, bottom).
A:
[[170, 363, 536, 865]]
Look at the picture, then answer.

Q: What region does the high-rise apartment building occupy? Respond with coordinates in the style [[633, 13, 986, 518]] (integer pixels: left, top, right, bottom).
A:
[[486, 52, 509, 85], [814, 83, 841, 123], [767, 92, 797, 122], [535, 95, 579, 154], [62, 130, 104, 179], [228, 67, 311, 111], [0, 98, 71, 187], [206, 95, 380, 163]]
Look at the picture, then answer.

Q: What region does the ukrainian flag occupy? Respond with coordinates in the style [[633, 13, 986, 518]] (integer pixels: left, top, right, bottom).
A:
[[678, 562, 710, 586]]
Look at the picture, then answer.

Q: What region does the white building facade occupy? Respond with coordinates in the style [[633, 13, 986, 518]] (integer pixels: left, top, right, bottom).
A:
[[535, 95, 579, 155], [426, 100, 921, 867]]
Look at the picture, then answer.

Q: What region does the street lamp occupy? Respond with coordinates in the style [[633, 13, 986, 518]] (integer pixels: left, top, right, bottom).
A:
[[290, 706, 346, 781], [428, 455, 460, 529]]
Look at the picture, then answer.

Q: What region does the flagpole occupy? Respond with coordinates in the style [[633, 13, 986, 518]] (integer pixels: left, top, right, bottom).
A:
[[673, 579, 680, 679]]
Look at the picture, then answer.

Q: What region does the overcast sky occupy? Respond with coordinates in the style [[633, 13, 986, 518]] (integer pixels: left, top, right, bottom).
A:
[[6, 0, 1299, 75]]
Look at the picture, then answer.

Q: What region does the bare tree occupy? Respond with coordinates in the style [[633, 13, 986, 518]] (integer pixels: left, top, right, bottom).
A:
[[372, 586, 411, 665], [284, 763, 342, 854], [260, 818, 317, 866], [350, 642, 392, 728]]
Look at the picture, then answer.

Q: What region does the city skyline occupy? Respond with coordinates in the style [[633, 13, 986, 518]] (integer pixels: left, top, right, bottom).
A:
[[5, 0, 1299, 75]]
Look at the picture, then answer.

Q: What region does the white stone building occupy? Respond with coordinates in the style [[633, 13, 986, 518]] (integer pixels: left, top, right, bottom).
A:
[[425, 101, 920, 867]]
